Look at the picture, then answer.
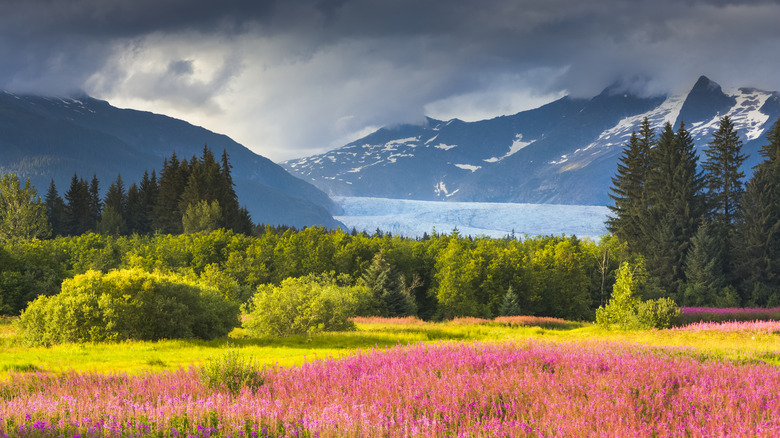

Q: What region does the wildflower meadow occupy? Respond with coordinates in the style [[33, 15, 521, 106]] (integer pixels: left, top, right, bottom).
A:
[[1, 316, 780, 437]]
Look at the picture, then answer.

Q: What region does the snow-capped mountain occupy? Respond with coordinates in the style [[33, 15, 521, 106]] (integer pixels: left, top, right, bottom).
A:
[[283, 76, 780, 205]]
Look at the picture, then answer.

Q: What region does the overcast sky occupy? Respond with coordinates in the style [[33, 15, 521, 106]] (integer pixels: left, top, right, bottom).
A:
[[2, 0, 780, 161]]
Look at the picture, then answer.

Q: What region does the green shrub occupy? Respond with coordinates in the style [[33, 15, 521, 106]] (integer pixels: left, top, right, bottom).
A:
[[242, 273, 369, 337], [200, 348, 266, 395], [596, 262, 680, 330], [17, 269, 240, 345]]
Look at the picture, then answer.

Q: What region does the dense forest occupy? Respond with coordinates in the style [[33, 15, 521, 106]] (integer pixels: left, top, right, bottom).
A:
[[608, 116, 780, 308], [1, 117, 779, 330]]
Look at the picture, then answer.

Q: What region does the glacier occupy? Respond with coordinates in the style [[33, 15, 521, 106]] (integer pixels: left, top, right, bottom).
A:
[[334, 197, 610, 240]]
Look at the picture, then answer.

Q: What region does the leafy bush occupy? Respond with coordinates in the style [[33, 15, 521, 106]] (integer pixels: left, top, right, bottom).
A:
[[242, 274, 370, 337], [596, 262, 680, 330], [200, 348, 266, 395], [18, 269, 240, 345]]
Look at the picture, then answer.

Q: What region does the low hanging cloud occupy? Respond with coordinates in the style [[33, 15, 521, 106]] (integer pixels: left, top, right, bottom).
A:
[[3, 0, 780, 161]]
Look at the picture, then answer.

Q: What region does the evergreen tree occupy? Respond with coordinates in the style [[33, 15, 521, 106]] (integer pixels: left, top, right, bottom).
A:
[[701, 116, 747, 289], [179, 146, 222, 214], [681, 223, 738, 307], [153, 153, 190, 234], [103, 174, 127, 217], [361, 252, 416, 317], [138, 170, 159, 234], [704, 116, 747, 227], [607, 117, 654, 253], [644, 122, 706, 295], [734, 117, 780, 305], [44, 179, 67, 237], [125, 182, 143, 234], [219, 149, 243, 230], [88, 174, 102, 231], [101, 174, 128, 235], [64, 174, 92, 235], [498, 286, 522, 316]]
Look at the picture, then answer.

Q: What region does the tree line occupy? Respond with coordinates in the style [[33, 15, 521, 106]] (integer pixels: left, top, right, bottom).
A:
[[608, 116, 780, 307], [43, 146, 253, 238], [0, 226, 637, 320]]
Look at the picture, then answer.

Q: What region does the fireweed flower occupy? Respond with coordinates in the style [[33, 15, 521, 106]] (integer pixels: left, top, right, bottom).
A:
[[0, 340, 779, 437]]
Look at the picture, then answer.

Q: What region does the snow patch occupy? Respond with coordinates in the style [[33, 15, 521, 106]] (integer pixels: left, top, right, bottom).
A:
[[434, 181, 459, 197], [484, 134, 534, 163], [433, 143, 458, 151], [454, 163, 481, 172], [386, 137, 419, 147]]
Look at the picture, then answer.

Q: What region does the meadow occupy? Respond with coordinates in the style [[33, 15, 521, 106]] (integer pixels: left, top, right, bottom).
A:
[[1, 314, 779, 437]]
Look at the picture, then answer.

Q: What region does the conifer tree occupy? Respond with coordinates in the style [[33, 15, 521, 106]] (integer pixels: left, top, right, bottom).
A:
[[361, 252, 416, 317], [700, 116, 747, 288], [88, 174, 102, 231], [99, 174, 128, 235], [735, 117, 780, 305], [138, 170, 159, 234], [607, 117, 654, 253], [704, 116, 747, 227], [125, 182, 143, 234], [103, 174, 127, 218], [44, 179, 67, 237], [681, 223, 738, 307], [498, 286, 522, 316], [153, 153, 190, 234], [64, 174, 92, 235], [644, 122, 706, 295]]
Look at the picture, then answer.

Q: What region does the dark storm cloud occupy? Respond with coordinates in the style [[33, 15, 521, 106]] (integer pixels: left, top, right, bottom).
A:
[[2, 0, 780, 159]]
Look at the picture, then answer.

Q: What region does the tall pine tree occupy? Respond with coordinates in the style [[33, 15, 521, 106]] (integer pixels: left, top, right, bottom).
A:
[[44, 179, 67, 237], [607, 117, 654, 253], [64, 174, 92, 235], [644, 122, 706, 295], [735, 117, 780, 305], [153, 153, 190, 234], [693, 116, 747, 291]]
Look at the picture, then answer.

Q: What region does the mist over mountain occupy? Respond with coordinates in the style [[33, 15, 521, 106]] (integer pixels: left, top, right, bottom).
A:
[[283, 76, 780, 206], [0, 92, 342, 229]]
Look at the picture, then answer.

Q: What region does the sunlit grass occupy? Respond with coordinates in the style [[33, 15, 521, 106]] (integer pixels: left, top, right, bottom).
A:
[[1, 315, 778, 379]]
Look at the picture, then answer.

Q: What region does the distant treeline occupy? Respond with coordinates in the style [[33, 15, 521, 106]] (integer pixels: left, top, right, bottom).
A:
[[0, 227, 640, 320], [608, 116, 780, 308], [44, 145, 253, 237]]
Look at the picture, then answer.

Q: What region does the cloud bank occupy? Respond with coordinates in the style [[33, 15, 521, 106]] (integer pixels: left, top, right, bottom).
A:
[[2, 0, 780, 161]]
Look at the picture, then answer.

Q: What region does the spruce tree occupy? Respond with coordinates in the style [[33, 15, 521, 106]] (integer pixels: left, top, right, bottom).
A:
[[44, 179, 67, 237], [607, 117, 654, 253], [704, 116, 747, 227], [644, 122, 706, 295], [681, 223, 738, 307], [153, 153, 190, 234], [700, 116, 747, 289], [88, 174, 102, 231], [125, 182, 143, 234], [734, 117, 780, 305], [361, 252, 416, 317], [99, 174, 128, 235], [103, 174, 127, 217], [138, 170, 159, 234], [64, 174, 92, 235], [498, 286, 522, 316]]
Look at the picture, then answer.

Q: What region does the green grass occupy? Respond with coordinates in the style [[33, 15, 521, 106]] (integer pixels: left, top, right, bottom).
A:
[[0, 316, 778, 379]]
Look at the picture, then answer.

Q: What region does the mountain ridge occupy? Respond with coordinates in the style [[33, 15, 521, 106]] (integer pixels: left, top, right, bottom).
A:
[[0, 92, 343, 229], [282, 76, 780, 205]]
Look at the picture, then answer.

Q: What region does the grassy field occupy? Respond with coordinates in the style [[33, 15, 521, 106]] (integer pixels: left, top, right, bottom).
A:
[[1, 315, 778, 379]]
